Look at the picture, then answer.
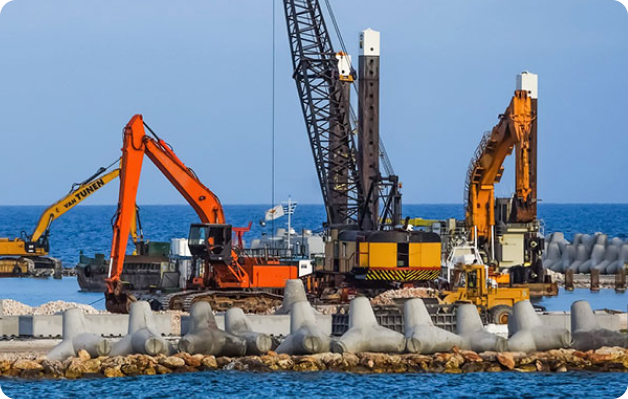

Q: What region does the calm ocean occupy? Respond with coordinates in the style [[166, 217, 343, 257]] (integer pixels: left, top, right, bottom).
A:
[[1, 370, 627, 399]]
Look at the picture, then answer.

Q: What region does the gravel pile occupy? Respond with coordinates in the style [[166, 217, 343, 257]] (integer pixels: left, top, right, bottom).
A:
[[1, 299, 102, 316], [370, 287, 436, 306], [156, 310, 188, 335]]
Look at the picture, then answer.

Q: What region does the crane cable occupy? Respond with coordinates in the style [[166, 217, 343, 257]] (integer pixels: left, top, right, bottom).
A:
[[271, 0, 276, 247]]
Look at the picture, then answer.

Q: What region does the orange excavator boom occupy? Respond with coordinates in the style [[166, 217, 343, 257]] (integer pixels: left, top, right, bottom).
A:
[[105, 114, 226, 311], [465, 89, 537, 245]]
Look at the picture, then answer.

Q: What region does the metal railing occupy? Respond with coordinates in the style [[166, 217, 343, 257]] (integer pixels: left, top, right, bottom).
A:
[[331, 303, 489, 336], [464, 131, 492, 208]]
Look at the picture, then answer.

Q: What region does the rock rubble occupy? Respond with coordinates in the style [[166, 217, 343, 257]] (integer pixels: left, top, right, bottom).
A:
[[2, 347, 628, 379]]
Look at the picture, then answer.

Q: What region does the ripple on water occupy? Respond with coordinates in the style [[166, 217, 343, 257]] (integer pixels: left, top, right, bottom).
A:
[[1, 371, 628, 399]]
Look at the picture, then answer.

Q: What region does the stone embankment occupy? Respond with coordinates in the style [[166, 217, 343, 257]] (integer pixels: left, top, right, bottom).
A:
[[2, 347, 628, 379]]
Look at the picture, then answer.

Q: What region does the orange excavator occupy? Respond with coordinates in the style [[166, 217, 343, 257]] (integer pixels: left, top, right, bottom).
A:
[[105, 115, 299, 313], [465, 89, 536, 244], [465, 72, 544, 283]]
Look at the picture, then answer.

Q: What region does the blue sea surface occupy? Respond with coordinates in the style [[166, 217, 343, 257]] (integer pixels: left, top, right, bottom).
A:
[[1, 371, 627, 399], [0, 277, 104, 309], [535, 288, 627, 312]]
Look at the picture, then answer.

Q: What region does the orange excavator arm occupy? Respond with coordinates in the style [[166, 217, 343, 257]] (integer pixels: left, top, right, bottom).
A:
[[105, 114, 226, 311], [465, 90, 536, 245]]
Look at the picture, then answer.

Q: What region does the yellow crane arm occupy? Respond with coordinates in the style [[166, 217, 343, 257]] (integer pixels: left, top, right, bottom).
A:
[[30, 168, 121, 243]]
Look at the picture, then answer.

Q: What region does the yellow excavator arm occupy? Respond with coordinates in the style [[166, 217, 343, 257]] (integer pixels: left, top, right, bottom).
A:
[[0, 165, 144, 278], [29, 168, 121, 244]]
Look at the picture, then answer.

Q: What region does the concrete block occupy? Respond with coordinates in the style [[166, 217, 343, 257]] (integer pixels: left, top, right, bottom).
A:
[[48, 309, 112, 361], [331, 297, 405, 354], [179, 302, 246, 357], [538, 311, 627, 331], [225, 308, 272, 355], [456, 303, 507, 352], [111, 301, 173, 356], [278, 301, 331, 355], [571, 301, 627, 351], [15, 313, 172, 338], [508, 301, 571, 353], [0, 316, 19, 337], [404, 298, 466, 354], [181, 313, 332, 337]]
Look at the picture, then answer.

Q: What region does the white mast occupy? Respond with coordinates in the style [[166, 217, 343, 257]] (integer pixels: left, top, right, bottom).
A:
[[287, 197, 292, 256], [283, 197, 298, 257]]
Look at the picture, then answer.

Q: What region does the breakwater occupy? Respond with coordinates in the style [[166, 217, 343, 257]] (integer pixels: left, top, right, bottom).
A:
[[3, 347, 628, 379]]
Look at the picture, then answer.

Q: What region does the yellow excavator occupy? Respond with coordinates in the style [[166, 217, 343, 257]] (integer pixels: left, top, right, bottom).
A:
[[440, 263, 529, 324], [0, 166, 122, 277]]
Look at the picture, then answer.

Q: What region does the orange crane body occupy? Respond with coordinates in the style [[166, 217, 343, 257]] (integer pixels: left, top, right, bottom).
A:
[[466, 90, 536, 245], [105, 115, 297, 312]]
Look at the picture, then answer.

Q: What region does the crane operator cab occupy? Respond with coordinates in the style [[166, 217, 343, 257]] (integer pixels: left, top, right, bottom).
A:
[[188, 223, 233, 264]]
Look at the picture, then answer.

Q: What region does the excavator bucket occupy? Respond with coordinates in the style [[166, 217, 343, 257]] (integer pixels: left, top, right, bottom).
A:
[[105, 291, 137, 314]]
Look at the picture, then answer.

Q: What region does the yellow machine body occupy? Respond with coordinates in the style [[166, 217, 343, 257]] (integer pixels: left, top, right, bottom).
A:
[[441, 263, 529, 323], [326, 229, 442, 283]]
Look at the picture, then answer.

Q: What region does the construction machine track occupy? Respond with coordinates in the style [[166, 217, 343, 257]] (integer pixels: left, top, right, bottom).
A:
[[0, 256, 61, 277], [147, 290, 284, 314]]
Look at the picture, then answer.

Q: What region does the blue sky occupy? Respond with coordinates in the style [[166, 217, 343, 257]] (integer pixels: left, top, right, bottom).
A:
[[0, 0, 626, 206]]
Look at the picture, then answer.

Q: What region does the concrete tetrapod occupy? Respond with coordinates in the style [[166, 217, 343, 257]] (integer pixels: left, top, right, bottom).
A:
[[608, 245, 628, 274], [331, 297, 406, 354], [275, 279, 308, 315], [507, 300, 571, 353], [592, 246, 619, 274], [179, 301, 247, 357], [582, 234, 595, 255], [225, 307, 272, 355], [47, 308, 112, 361], [579, 244, 605, 273], [404, 298, 466, 354], [110, 301, 172, 357], [456, 304, 507, 352], [544, 242, 562, 272], [567, 244, 589, 273], [571, 300, 628, 351], [560, 245, 576, 273], [276, 300, 330, 355]]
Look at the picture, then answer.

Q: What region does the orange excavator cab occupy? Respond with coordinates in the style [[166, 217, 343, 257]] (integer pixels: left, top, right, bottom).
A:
[[188, 224, 233, 263]]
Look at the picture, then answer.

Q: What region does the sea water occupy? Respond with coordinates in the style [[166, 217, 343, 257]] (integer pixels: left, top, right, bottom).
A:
[[1, 370, 627, 399]]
